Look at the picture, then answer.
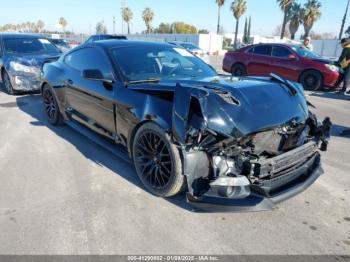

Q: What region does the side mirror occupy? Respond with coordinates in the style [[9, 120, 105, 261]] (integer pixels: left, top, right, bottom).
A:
[[288, 54, 297, 61], [82, 69, 104, 81]]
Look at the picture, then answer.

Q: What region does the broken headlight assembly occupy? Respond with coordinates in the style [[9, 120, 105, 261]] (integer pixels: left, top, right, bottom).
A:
[[9, 61, 40, 75]]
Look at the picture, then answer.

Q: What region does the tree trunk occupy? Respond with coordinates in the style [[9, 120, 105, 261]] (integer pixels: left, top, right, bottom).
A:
[[280, 11, 287, 39], [217, 6, 221, 34], [291, 33, 295, 40], [304, 24, 312, 38], [234, 18, 240, 49], [127, 23, 130, 34]]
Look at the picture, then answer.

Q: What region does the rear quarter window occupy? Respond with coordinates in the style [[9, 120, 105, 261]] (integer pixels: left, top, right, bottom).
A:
[[253, 45, 272, 56]]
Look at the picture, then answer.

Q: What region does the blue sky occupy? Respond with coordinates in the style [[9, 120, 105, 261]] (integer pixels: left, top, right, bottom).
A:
[[0, 0, 346, 36]]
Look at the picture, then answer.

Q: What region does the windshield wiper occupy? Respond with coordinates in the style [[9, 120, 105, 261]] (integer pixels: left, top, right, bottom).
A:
[[127, 78, 161, 85]]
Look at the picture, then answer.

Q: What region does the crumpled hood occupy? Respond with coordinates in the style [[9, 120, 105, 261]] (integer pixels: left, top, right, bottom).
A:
[[311, 57, 333, 65], [5, 53, 61, 68], [169, 76, 309, 139]]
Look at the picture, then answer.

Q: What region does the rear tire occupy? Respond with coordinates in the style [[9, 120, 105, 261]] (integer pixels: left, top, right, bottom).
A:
[[132, 122, 186, 197], [42, 85, 64, 126], [2, 70, 16, 95], [231, 63, 247, 77], [300, 70, 323, 91]]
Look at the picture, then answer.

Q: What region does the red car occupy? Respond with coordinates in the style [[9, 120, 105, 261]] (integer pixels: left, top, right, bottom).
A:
[[223, 43, 340, 91]]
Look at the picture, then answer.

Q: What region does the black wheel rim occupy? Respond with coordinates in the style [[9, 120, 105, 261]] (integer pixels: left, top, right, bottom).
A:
[[235, 68, 243, 76], [43, 89, 56, 120], [304, 74, 320, 90], [135, 131, 172, 189]]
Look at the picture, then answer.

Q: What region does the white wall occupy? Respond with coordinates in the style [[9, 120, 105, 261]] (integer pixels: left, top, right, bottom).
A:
[[312, 40, 341, 58], [128, 33, 224, 54]]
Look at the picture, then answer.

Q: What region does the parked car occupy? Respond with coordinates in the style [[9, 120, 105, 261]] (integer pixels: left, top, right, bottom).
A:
[[48, 38, 71, 53], [223, 43, 340, 91], [85, 34, 127, 43], [67, 40, 81, 49], [169, 42, 210, 64], [0, 33, 61, 95], [41, 40, 331, 212]]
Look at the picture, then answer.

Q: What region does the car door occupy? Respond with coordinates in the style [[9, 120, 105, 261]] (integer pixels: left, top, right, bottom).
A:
[[270, 45, 300, 80], [63, 47, 116, 133], [246, 45, 273, 76]]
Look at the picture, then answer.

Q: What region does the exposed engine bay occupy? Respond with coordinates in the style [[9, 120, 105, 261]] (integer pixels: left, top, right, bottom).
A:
[[178, 97, 331, 210]]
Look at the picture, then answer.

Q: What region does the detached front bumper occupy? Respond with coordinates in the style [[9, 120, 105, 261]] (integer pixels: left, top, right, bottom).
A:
[[185, 142, 323, 212]]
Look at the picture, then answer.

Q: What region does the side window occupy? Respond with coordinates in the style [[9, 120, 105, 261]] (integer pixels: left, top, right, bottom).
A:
[[272, 46, 292, 58], [253, 45, 272, 56], [65, 48, 113, 79]]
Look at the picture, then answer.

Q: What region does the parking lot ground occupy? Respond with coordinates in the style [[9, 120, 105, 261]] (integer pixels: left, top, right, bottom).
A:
[[0, 58, 350, 254]]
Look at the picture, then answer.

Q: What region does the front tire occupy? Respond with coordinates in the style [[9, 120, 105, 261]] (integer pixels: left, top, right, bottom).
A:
[[231, 63, 247, 77], [132, 122, 186, 197], [300, 70, 323, 91], [2, 70, 16, 95], [42, 85, 64, 126]]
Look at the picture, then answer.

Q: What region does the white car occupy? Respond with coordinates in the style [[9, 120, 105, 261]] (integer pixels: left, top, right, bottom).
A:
[[169, 42, 210, 64]]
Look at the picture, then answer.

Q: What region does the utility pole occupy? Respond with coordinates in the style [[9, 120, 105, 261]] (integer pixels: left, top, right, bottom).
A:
[[113, 16, 116, 34], [339, 0, 350, 40]]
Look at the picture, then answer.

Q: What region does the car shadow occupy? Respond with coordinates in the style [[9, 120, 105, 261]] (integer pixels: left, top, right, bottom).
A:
[[308, 90, 350, 101], [13, 92, 195, 212], [331, 123, 350, 138]]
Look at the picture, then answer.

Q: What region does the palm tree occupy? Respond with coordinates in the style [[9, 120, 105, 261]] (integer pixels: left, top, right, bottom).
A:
[[289, 3, 302, 40], [216, 0, 225, 34], [59, 17, 68, 37], [122, 7, 133, 34], [142, 7, 155, 34], [301, 0, 322, 38], [37, 20, 45, 33], [277, 0, 294, 39], [231, 0, 247, 49]]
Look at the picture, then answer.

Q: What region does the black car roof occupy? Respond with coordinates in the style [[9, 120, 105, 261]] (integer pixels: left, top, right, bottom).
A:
[[0, 33, 45, 39], [89, 40, 175, 50]]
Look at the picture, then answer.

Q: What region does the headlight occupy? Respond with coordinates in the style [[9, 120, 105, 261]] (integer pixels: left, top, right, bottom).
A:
[[9, 61, 39, 75], [325, 64, 339, 72]]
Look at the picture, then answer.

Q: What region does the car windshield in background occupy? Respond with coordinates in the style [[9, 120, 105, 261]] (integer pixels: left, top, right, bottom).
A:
[[3, 38, 59, 54], [292, 45, 321, 59], [180, 43, 200, 50], [111, 46, 216, 82]]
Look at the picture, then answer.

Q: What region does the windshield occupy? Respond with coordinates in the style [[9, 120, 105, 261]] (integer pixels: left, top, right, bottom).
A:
[[3, 38, 59, 54], [180, 43, 200, 50], [111, 46, 216, 82], [51, 39, 68, 46], [291, 45, 321, 59]]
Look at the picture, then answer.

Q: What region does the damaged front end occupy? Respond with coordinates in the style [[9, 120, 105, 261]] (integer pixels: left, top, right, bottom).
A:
[[172, 79, 331, 212], [5, 56, 59, 92]]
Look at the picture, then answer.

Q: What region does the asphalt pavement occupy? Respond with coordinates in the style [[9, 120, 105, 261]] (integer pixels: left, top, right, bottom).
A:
[[0, 57, 350, 255]]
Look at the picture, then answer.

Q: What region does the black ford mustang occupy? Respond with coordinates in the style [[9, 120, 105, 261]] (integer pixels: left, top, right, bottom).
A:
[[41, 40, 331, 212]]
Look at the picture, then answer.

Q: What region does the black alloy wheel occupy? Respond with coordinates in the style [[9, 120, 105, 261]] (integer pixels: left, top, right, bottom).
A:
[[231, 64, 247, 77], [133, 123, 186, 197], [300, 70, 323, 91], [42, 85, 63, 125]]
